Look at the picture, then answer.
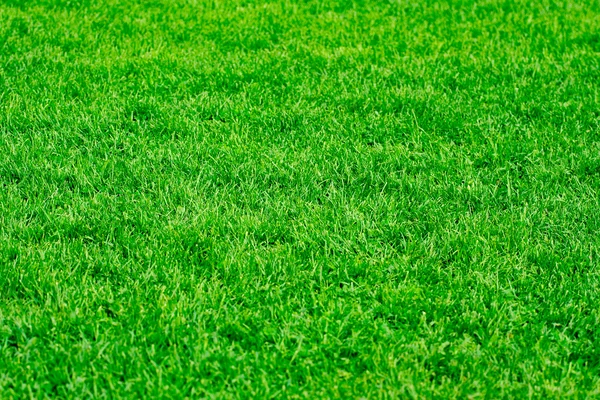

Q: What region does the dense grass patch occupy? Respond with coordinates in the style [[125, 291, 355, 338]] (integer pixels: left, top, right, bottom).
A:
[[1, 0, 600, 397]]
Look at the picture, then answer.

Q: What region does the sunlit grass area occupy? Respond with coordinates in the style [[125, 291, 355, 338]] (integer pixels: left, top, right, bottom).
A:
[[1, 0, 600, 397]]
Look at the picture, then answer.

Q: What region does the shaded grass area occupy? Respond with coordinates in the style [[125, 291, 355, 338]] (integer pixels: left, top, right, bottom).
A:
[[1, 0, 600, 397]]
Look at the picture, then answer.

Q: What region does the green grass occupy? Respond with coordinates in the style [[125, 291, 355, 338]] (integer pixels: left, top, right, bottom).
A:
[[1, 0, 600, 397]]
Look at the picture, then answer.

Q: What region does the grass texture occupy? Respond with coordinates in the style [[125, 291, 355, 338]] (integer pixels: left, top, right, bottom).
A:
[[1, 0, 600, 397]]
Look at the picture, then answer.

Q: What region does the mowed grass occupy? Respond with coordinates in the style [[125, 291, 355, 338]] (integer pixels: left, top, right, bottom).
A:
[[1, 0, 600, 397]]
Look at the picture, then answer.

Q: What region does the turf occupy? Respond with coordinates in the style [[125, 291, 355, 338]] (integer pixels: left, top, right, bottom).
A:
[[1, 0, 600, 397]]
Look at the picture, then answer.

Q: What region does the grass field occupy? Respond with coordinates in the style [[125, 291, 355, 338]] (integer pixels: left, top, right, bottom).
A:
[[1, 0, 600, 397]]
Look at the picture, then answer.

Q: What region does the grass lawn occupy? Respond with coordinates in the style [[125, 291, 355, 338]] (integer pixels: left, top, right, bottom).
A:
[[1, 0, 600, 397]]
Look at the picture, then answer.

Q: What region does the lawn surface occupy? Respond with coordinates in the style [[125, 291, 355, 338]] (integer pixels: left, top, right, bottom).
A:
[[1, 0, 600, 397]]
